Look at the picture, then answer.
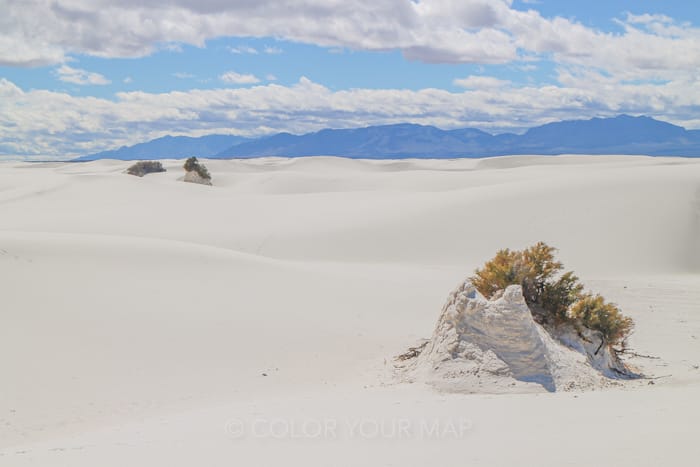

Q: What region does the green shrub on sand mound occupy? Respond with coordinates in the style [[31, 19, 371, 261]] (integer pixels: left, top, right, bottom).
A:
[[570, 293, 634, 348], [471, 242, 634, 351]]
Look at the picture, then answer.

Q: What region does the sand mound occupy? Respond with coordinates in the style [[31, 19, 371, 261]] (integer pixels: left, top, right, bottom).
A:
[[396, 280, 632, 393], [181, 170, 212, 185]]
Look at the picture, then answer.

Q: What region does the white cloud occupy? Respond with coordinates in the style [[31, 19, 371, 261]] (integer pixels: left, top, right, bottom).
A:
[[505, 10, 700, 82], [453, 75, 510, 89], [54, 65, 111, 85], [0, 0, 697, 84], [264, 46, 283, 54], [228, 45, 259, 54], [160, 42, 184, 53], [1, 75, 699, 160], [123, 76, 133, 83], [219, 71, 260, 85], [265, 74, 278, 81], [228, 43, 283, 55], [173, 72, 195, 79]]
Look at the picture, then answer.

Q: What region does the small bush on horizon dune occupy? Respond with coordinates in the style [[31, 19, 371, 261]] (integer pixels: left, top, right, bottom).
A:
[[471, 242, 634, 350], [183, 157, 211, 180], [126, 161, 166, 177]]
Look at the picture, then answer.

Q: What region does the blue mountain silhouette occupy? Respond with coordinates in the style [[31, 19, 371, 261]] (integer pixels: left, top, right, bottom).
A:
[[77, 115, 700, 161], [74, 134, 248, 161]]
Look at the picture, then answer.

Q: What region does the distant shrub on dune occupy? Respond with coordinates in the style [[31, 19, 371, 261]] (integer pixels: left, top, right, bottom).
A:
[[471, 242, 634, 351], [126, 161, 166, 177], [183, 157, 211, 180]]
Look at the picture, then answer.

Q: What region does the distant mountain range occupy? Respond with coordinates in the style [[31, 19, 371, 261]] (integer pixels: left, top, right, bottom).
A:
[[74, 134, 249, 161], [76, 115, 700, 161]]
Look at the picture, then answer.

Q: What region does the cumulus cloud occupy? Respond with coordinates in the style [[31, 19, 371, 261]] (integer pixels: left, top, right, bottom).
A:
[[219, 71, 260, 85], [228, 44, 281, 55], [2, 75, 699, 160], [54, 65, 111, 85], [0, 0, 697, 83], [505, 10, 700, 82], [454, 75, 511, 89], [263, 46, 283, 54], [228, 45, 259, 54]]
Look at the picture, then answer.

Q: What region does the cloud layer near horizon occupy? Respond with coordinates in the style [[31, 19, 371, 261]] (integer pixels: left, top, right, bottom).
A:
[[2, 74, 699, 160]]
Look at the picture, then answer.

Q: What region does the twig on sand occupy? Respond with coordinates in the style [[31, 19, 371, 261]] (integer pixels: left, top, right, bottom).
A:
[[619, 350, 661, 360], [641, 374, 672, 380], [396, 341, 428, 361]]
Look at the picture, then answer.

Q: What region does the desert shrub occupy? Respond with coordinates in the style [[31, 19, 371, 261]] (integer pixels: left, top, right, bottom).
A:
[[470, 248, 524, 299], [183, 157, 211, 180], [540, 271, 584, 323], [471, 242, 634, 349], [570, 294, 634, 347], [471, 242, 578, 322], [126, 161, 166, 177]]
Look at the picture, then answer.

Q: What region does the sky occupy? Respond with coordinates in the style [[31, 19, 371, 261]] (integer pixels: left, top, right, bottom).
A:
[[1, 0, 699, 160]]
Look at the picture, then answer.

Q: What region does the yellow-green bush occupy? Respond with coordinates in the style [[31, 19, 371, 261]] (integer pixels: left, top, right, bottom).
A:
[[570, 294, 634, 347], [471, 242, 633, 349], [471, 242, 581, 323], [540, 271, 584, 323], [470, 248, 524, 299]]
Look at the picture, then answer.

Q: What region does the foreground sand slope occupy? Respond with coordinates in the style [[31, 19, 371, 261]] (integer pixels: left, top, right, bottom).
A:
[[1, 155, 699, 466]]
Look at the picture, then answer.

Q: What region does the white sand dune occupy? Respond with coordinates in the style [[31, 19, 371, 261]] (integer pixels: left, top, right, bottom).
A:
[[1, 155, 699, 466]]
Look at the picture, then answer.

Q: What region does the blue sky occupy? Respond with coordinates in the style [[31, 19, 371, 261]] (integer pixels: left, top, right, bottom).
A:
[[513, 0, 697, 28], [0, 0, 699, 159], [0, 30, 552, 96]]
